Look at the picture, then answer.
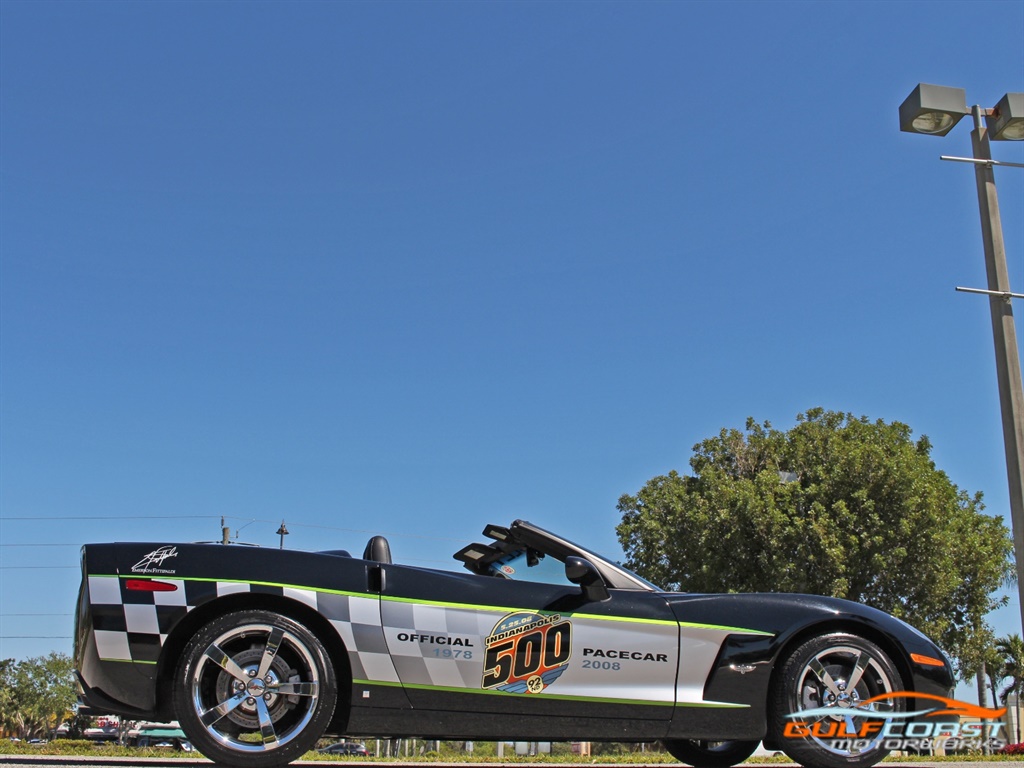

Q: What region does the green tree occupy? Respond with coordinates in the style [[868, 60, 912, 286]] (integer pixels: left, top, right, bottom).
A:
[[960, 628, 1000, 705], [616, 409, 1015, 675], [0, 653, 78, 739], [960, 635, 1009, 754], [0, 658, 19, 736], [996, 633, 1024, 743], [983, 641, 1009, 710]]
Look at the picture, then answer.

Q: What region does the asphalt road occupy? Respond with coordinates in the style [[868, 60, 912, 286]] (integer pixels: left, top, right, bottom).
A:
[[0, 760, 1010, 768]]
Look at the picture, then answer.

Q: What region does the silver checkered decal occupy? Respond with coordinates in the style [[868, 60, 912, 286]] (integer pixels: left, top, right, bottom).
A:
[[87, 576, 754, 708], [86, 577, 401, 684]]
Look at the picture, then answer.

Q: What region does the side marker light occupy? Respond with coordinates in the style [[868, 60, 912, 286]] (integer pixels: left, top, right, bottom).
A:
[[125, 579, 178, 592]]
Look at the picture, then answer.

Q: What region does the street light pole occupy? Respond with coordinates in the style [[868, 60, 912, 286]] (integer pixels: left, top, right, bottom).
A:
[[968, 105, 1024, 631], [899, 84, 1024, 633]]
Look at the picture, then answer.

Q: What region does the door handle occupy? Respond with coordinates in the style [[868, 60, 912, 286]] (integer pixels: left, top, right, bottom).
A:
[[367, 564, 386, 593]]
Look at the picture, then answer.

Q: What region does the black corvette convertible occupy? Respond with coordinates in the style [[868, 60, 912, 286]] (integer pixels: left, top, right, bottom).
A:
[[74, 520, 953, 768]]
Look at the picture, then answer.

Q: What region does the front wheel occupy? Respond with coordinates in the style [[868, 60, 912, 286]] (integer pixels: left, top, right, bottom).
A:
[[768, 633, 904, 768], [173, 609, 337, 768], [664, 739, 760, 767]]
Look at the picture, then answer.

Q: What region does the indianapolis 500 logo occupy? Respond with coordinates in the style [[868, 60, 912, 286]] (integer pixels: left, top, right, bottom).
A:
[[481, 611, 571, 694]]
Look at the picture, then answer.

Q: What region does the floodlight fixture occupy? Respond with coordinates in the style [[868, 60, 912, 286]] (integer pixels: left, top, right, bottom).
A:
[[987, 92, 1024, 141], [898, 83, 969, 136]]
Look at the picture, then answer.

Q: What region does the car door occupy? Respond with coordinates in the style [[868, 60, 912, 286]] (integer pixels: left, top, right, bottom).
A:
[[378, 562, 679, 721]]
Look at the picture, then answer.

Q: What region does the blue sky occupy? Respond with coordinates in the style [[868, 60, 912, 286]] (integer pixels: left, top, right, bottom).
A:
[[1, 0, 1022, 691]]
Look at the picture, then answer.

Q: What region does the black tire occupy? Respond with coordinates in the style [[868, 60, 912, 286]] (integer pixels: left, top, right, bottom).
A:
[[768, 633, 904, 768], [173, 609, 337, 768], [664, 739, 760, 767]]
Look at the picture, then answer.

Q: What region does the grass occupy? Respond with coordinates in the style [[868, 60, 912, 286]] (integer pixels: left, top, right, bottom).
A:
[[0, 740, 1019, 763]]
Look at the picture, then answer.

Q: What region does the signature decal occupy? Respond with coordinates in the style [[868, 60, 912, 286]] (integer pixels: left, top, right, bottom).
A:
[[131, 546, 178, 574]]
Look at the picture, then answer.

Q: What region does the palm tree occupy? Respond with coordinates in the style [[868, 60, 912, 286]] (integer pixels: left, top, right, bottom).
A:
[[996, 633, 1024, 744], [984, 643, 1008, 710]]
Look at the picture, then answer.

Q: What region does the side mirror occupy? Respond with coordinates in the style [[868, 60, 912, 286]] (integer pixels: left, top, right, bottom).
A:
[[565, 556, 610, 602]]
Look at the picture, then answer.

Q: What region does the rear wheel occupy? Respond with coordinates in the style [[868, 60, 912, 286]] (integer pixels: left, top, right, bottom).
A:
[[664, 739, 760, 767], [173, 609, 336, 768], [768, 633, 903, 768]]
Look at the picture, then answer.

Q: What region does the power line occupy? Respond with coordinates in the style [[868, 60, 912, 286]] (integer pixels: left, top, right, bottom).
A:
[[0, 515, 215, 521], [0, 514, 467, 546], [0, 566, 78, 570], [220, 516, 465, 544], [0, 514, 469, 542]]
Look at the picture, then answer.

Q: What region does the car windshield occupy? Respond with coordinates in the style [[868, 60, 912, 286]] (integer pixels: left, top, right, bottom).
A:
[[486, 549, 574, 586], [452, 519, 663, 591]]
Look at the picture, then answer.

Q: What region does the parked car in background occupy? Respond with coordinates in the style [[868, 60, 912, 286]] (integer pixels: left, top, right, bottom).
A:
[[319, 741, 369, 756]]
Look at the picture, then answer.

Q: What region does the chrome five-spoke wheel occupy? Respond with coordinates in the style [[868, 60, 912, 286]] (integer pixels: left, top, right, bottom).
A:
[[174, 610, 337, 768], [769, 633, 903, 768]]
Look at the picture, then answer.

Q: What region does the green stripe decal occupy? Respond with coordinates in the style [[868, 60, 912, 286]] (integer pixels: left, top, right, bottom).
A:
[[379, 594, 681, 626], [677, 621, 774, 636], [398, 681, 676, 707], [379, 595, 769, 634], [351, 680, 747, 709], [112, 575, 773, 635], [352, 678, 405, 689], [116, 573, 369, 601]]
